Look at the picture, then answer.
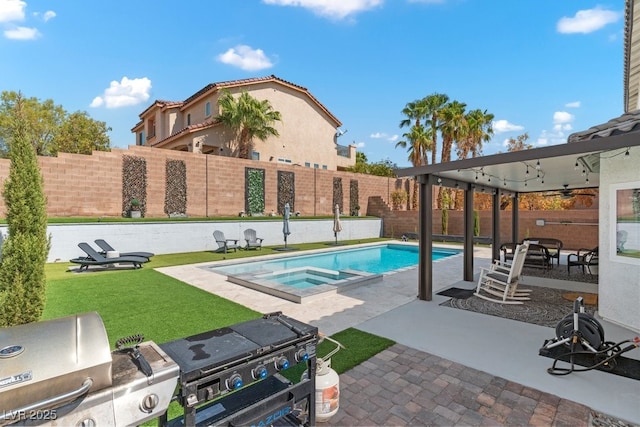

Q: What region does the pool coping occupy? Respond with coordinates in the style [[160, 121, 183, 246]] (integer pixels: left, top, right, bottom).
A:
[[200, 241, 463, 303]]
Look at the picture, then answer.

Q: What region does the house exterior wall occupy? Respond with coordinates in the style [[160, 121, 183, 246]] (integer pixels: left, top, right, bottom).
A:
[[133, 78, 355, 170], [599, 150, 640, 332]]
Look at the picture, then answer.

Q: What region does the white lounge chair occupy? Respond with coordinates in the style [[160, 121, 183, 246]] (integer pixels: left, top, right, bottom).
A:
[[474, 242, 531, 304]]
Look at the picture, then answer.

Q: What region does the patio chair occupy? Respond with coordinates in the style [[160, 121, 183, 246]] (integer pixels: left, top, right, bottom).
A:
[[94, 239, 154, 259], [213, 230, 240, 253], [243, 228, 264, 250], [567, 247, 599, 276], [70, 242, 150, 271], [474, 242, 532, 304]]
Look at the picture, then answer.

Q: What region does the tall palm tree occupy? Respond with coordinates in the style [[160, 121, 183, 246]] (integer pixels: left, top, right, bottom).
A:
[[396, 125, 431, 209], [399, 99, 428, 130], [439, 100, 467, 164], [458, 109, 494, 159], [422, 93, 449, 165], [216, 90, 282, 159]]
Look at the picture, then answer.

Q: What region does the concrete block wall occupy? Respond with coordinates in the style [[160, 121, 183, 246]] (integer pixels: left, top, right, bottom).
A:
[[367, 198, 599, 251], [0, 146, 408, 218]]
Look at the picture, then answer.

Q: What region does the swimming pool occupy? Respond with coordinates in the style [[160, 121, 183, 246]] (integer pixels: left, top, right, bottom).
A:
[[208, 243, 461, 303]]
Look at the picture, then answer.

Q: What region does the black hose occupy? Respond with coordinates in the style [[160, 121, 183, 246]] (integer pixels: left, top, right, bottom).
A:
[[547, 339, 636, 376]]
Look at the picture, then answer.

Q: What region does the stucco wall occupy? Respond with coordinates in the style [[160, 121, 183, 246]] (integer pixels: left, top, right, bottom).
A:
[[599, 150, 640, 332], [0, 218, 382, 263]]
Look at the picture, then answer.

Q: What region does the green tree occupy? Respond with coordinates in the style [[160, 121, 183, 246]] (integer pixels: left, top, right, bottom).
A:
[[0, 91, 111, 157], [0, 94, 50, 326], [54, 111, 111, 155], [216, 90, 282, 159], [458, 108, 494, 159], [344, 152, 396, 177]]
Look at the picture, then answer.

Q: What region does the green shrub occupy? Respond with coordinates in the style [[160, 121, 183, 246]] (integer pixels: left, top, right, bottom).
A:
[[474, 210, 480, 237], [441, 209, 449, 234], [0, 95, 50, 326]]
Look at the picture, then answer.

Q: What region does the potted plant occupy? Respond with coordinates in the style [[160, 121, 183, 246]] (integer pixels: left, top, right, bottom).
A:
[[130, 198, 141, 218], [353, 205, 361, 216]]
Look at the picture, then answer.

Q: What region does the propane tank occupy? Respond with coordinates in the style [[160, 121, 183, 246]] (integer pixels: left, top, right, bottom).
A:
[[303, 334, 344, 423]]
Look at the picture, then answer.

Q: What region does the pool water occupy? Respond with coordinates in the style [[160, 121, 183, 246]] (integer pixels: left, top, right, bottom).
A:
[[213, 244, 459, 276], [207, 244, 461, 303]]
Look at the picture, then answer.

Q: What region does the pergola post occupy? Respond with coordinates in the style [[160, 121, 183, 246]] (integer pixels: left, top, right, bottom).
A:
[[492, 190, 501, 261], [511, 193, 519, 243], [418, 174, 433, 301], [463, 184, 474, 282]]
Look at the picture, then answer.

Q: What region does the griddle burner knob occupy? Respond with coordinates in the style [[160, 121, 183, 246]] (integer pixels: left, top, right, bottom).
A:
[[276, 356, 290, 371], [295, 348, 309, 362], [252, 365, 268, 380], [140, 393, 159, 413], [227, 373, 244, 390]]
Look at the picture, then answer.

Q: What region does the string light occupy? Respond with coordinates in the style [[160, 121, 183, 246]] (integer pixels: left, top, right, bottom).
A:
[[625, 148, 630, 157], [536, 160, 541, 170], [574, 161, 579, 170]]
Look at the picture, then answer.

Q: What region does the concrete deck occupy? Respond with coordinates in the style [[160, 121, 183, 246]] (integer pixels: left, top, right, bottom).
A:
[[156, 243, 640, 426]]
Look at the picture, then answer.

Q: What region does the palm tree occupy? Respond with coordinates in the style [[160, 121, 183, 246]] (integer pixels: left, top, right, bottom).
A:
[[396, 125, 432, 209], [458, 109, 494, 159], [216, 90, 282, 159], [399, 99, 428, 130], [422, 93, 449, 165], [439, 100, 467, 164]]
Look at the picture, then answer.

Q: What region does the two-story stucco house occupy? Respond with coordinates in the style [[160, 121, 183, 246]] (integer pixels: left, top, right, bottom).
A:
[[131, 75, 356, 171]]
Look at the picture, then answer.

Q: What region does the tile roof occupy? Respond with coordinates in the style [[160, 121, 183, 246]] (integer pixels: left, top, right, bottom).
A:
[[151, 119, 221, 147], [568, 110, 640, 142]]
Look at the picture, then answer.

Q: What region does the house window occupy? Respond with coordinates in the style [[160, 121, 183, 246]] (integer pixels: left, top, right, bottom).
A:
[[304, 162, 311, 167], [322, 165, 328, 170], [138, 131, 145, 146], [314, 163, 319, 169], [147, 119, 156, 138], [187, 114, 191, 126], [277, 158, 292, 164], [251, 151, 260, 161], [205, 102, 211, 117]]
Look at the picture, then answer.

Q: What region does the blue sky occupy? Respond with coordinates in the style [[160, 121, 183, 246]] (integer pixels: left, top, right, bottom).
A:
[[0, 0, 625, 168]]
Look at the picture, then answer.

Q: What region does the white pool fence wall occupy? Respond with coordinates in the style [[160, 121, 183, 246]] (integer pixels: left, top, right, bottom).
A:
[[0, 218, 383, 263]]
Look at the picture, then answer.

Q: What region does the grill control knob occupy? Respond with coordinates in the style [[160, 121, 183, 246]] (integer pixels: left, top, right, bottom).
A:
[[227, 373, 244, 390], [77, 419, 96, 427], [295, 348, 309, 362], [276, 356, 290, 371], [252, 365, 268, 380], [140, 393, 159, 413]]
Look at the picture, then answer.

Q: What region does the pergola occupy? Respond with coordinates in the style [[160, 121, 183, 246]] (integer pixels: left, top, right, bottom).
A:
[[395, 113, 640, 301]]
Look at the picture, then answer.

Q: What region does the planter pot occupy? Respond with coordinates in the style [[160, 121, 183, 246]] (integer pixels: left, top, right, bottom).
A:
[[130, 210, 141, 218]]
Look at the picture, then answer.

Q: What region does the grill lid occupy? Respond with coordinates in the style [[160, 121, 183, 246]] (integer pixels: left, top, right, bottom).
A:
[[0, 312, 112, 414]]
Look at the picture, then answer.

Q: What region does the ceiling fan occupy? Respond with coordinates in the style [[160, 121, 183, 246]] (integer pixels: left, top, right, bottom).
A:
[[544, 184, 596, 199]]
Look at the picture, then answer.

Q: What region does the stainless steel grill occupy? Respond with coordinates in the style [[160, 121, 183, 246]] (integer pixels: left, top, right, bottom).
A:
[[0, 312, 179, 426]]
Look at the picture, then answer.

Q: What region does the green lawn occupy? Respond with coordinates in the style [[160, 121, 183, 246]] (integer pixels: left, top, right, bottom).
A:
[[41, 239, 396, 424]]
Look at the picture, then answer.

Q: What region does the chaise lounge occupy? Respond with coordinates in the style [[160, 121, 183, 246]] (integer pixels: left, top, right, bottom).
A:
[[70, 242, 150, 271], [94, 239, 154, 260]]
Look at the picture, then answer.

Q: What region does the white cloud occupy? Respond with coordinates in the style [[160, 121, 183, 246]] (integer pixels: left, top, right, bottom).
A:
[[0, 0, 26, 23], [263, 0, 382, 20], [4, 25, 38, 39], [557, 7, 621, 34], [90, 77, 152, 109], [355, 141, 365, 148], [565, 101, 580, 108], [42, 10, 55, 21], [370, 132, 398, 142], [553, 111, 574, 124], [492, 119, 524, 134], [216, 45, 273, 71]]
